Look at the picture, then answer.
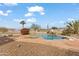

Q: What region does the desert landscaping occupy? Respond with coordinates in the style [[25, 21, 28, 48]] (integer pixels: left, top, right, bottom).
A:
[[0, 19, 79, 56], [0, 3, 79, 56], [0, 31, 79, 56]]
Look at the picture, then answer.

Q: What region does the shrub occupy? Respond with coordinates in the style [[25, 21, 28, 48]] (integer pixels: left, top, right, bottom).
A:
[[0, 27, 8, 33], [62, 20, 79, 35]]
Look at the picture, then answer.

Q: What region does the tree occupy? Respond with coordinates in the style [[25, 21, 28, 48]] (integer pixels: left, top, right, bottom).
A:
[[20, 21, 29, 35], [20, 20, 26, 28], [30, 24, 41, 31], [51, 27, 58, 29], [62, 20, 79, 35]]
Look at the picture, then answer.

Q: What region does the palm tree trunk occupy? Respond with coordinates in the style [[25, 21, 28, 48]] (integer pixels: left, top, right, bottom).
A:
[[22, 24, 24, 28]]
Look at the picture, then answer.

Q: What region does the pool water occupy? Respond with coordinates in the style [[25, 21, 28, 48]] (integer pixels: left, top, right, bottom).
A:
[[38, 34, 64, 40]]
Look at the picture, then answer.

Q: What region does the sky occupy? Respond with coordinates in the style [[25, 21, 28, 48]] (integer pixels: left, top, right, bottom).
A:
[[0, 3, 79, 29]]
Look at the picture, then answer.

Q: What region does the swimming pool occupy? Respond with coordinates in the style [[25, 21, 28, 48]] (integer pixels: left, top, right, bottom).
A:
[[38, 34, 65, 40]]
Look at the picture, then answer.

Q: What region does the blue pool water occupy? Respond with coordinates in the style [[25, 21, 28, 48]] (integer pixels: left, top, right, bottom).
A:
[[38, 34, 64, 40]]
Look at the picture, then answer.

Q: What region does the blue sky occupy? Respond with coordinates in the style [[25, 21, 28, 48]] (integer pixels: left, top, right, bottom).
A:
[[0, 3, 79, 29]]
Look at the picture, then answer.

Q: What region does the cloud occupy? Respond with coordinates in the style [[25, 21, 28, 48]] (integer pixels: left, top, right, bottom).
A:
[[68, 18, 75, 21], [0, 10, 12, 16], [40, 12, 45, 15], [6, 10, 12, 13], [14, 19, 25, 23], [28, 6, 44, 12], [14, 18, 37, 23], [27, 6, 45, 15], [26, 18, 37, 23], [0, 11, 7, 16], [25, 13, 33, 17], [3, 3, 18, 6], [25, 6, 45, 17]]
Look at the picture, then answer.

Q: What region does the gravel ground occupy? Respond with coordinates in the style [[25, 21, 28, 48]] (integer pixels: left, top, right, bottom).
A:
[[0, 35, 79, 56], [0, 41, 79, 56]]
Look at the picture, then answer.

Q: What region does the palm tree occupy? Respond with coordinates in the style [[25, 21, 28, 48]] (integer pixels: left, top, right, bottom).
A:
[[67, 20, 79, 34], [20, 20, 26, 28], [62, 20, 79, 35]]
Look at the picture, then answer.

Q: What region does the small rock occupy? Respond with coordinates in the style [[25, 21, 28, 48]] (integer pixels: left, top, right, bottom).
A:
[[17, 44, 21, 48]]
